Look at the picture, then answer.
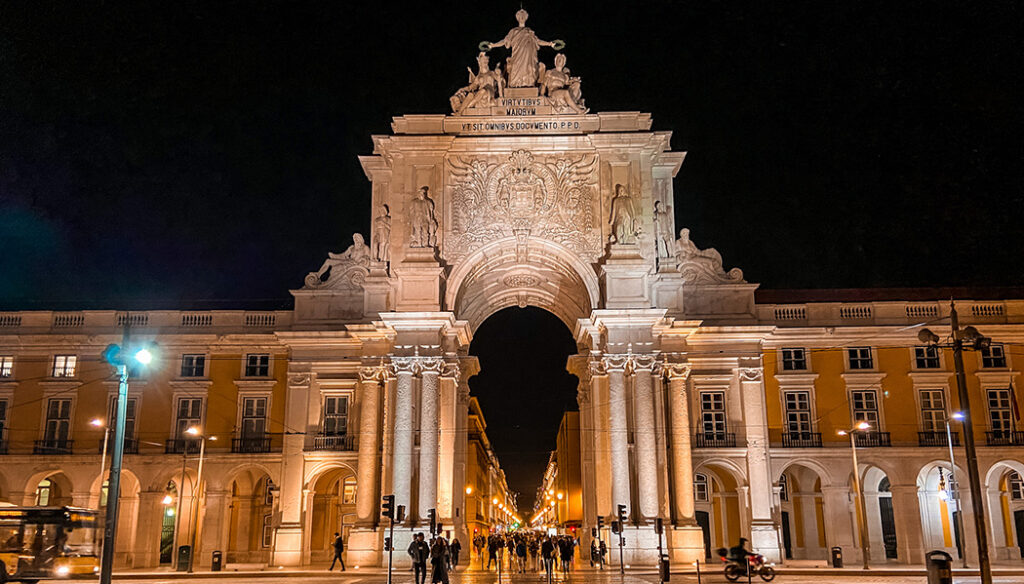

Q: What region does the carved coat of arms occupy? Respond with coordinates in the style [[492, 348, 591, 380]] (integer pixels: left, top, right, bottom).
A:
[[445, 150, 600, 262]]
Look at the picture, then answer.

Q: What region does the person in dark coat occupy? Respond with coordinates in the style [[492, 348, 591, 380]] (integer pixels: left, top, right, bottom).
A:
[[449, 538, 462, 569], [430, 538, 450, 583], [541, 536, 555, 580], [328, 532, 345, 571], [408, 533, 430, 584]]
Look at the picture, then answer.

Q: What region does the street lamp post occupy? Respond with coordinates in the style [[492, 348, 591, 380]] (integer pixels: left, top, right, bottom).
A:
[[92, 419, 109, 493], [838, 421, 872, 570], [945, 412, 968, 568], [187, 430, 213, 573], [99, 333, 154, 584]]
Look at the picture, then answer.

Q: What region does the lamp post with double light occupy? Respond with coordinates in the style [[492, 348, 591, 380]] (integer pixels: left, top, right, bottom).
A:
[[837, 421, 872, 569], [99, 337, 155, 584]]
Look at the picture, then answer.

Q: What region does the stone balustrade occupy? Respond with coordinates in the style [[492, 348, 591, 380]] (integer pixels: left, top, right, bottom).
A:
[[757, 299, 1024, 326]]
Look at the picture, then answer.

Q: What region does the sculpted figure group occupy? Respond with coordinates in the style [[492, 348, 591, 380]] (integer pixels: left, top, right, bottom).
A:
[[451, 9, 587, 115]]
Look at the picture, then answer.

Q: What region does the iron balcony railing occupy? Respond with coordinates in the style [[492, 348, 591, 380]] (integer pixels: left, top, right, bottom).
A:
[[165, 438, 202, 454], [98, 437, 139, 454], [918, 431, 960, 447], [781, 432, 823, 448], [985, 430, 1024, 446], [232, 435, 272, 453], [310, 433, 356, 451], [853, 431, 892, 447], [694, 432, 736, 448], [34, 439, 73, 455]]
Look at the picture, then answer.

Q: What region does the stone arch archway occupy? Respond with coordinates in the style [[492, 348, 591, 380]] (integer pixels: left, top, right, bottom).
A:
[[445, 237, 600, 331]]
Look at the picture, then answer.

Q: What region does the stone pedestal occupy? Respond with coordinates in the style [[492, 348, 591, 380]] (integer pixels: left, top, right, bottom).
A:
[[363, 263, 392, 316], [346, 528, 382, 567], [272, 524, 303, 566], [601, 243, 653, 308], [668, 525, 707, 564], [393, 247, 443, 312]]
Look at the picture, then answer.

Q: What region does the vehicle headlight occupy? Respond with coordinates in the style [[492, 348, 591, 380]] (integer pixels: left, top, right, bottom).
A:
[[56, 565, 71, 576]]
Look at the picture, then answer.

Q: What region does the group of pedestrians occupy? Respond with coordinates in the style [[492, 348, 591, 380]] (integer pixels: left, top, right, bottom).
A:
[[473, 532, 581, 577], [408, 532, 462, 584]]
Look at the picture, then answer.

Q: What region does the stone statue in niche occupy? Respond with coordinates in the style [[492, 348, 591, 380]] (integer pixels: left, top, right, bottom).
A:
[[539, 53, 587, 114], [480, 9, 563, 88], [653, 200, 673, 258], [609, 183, 639, 244], [676, 227, 745, 284], [305, 233, 370, 288], [408, 186, 438, 248], [372, 204, 391, 262], [450, 52, 504, 114]]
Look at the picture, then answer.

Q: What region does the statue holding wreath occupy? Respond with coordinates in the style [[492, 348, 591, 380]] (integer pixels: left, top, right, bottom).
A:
[[479, 9, 564, 88]]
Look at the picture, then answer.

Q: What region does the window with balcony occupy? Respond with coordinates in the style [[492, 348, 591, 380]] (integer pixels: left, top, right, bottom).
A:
[[851, 390, 880, 427], [700, 392, 726, 436], [784, 391, 812, 436], [914, 346, 941, 369], [245, 354, 270, 377], [919, 390, 946, 433], [180, 354, 206, 378], [52, 355, 77, 378], [107, 396, 138, 452], [847, 347, 874, 370], [982, 344, 1007, 368], [41, 398, 72, 453], [235, 396, 269, 453], [781, 348, 807, 371], [175, 397, 203, 437], [0, 356, 12, 378], [313, 396, 351, 450], [987, 388, 1013, 434]]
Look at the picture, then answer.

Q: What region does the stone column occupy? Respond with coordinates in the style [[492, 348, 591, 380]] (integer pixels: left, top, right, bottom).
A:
[[739, 362, 782, 561], [606, 355, 632, 519], [356, 367, 385, 525], [633, 357, 659, 521], [391, 357, 417, 522], [134, 491, 167, 568], [665, 364, 694, 524], [198, 490, 230, 566], [821, 486, 857, 560], [891, 484, 925, 564], [274, 366, 312, 566], [418, 359, 442, 522]]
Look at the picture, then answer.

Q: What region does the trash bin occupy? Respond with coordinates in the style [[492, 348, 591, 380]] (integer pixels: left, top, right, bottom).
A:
[[658, 556, 670, 581], [176, 545, 191, 572], [925, 550, 953, 584], [830, 546, 843, 568], [211, 550, 223, 572]]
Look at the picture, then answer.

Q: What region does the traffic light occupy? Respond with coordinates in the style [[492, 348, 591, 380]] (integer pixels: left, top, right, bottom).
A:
[[611, 520, 621, 534], [617, 504, 627, 527], [655, 517, 664, 535], [428, 508, 437, 535], [381, 494, 395, 519], [396, 505, 406, 523], [596, 515, 605, 530], [384, 536, 392, 551], [591, 528, 597, 538]]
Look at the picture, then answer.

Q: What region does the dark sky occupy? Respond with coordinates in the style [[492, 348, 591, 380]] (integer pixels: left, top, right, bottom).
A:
[[2, 1, 1023, 507]]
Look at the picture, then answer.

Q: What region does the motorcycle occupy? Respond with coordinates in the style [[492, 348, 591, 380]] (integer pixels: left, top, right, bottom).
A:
[[716, 548, 776, 582]]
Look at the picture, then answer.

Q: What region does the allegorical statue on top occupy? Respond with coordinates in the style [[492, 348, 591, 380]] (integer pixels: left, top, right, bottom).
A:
[[305, 233, 370, 288], [450, 9, 587, 115], [675, 228, 746, 284]]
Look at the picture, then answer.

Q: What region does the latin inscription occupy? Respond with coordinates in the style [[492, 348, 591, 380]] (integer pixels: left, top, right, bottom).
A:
[[460, 120, 582, 132], [499, 98, 544, 116]]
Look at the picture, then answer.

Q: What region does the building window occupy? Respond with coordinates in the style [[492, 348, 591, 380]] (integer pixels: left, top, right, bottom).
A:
[[342, 477, 357, 504], [52, 355, 77, 378], [919, 390, 946, 433], [851, 390, 880, 428], [240, 397, 268, 438], [262, 515, 273, 548], [694, 473, 709, 502], [0, 399, 7, 440], [847, 347, 874, 370], [982, 344, 1007, 368], [784, 391, 813, 437], [180, 354, 206, 378], [264, 480, 275, 506], [781, 348, 807, 371], [44, 398, 72, 443], [322, 396, 349, 436], [108, 396, 138, 441], [174, 397, 204, 438], [914, 346, 941, 369], [1009, 471, 1024, 500], [700, 391, 726, 436], [0, 356, 12, 378], [987, 388, 1013, 434], [779, 474, 789, 502], [245, 354, 270, 377], [35, 479, 52, 506]]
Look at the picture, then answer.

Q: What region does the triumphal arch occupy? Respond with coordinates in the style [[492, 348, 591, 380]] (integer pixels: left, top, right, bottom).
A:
[[283, 10, 774, 566]]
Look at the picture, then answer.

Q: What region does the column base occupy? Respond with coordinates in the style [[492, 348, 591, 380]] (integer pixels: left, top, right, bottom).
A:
[[347, 529, 382, 567], [271, 525, 304, 566], [605, 526, 664, 566], [750, 521, 782, 563], [668, 525, 707, 564]]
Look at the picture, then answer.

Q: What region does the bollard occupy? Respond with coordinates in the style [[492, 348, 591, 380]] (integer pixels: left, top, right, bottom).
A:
[[925, 550, 953, 584]]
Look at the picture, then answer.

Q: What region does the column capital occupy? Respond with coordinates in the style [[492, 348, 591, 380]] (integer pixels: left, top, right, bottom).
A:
[[663, 362, 692, 381], [441, 361, 460, 380], [589, 358, 607, 376], [738, 367, 764, 382], [359, 365, 389, 382], [632, 354, 660, 373], [603, 354, 632, 373], [419, 357, 444, 375]]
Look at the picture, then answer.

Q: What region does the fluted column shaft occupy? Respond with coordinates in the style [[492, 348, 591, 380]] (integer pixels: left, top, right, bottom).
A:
[[418, 363, 441, 522], [607, 361, 632, 519], [667, 365, 695, 523], [634, 362, 659, 520], [356, 369, 384, 524], [392, 361, 416, 522]]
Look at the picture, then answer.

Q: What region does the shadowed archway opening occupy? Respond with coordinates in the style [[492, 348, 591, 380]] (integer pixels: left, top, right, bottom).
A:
[[469, 306, 578, 512]]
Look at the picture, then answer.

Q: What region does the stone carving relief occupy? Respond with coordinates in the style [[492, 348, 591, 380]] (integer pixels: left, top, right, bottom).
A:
[[539, 53, 587, 114], [450, 52, 504, 115], [408, 186, 438, 249], [304, 234, 370, 289], [372, 204, 392, 263], [675, 228, 745, 284], [609, 183, 639, 245], [446, 149, 600, 262]]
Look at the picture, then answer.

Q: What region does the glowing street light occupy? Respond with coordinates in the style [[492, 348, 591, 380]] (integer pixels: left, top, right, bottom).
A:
[[838, 422, 871, 570]]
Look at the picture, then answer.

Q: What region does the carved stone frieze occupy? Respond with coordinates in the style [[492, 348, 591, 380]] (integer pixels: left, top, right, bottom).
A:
[[739, 367, 764, 382], [446, 150, 600, 262], [663, 363, 692, 381], [287, 373, 311, 388]]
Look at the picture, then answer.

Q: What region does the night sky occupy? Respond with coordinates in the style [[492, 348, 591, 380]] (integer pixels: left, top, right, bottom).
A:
[[2, 2, 1023, 509]]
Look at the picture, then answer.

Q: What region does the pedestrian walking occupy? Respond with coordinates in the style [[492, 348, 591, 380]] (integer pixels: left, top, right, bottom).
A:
[[430, 537, 450, 584], [450, 538, 462, 569], [328, 532, 345, 571], [487, 534, 499, 570], [541, 536, 555, 581], [408, 532, 430, 584]]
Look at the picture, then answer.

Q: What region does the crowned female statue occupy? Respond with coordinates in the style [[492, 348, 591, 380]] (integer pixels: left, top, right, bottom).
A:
[[481, 9, 562, 88]]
